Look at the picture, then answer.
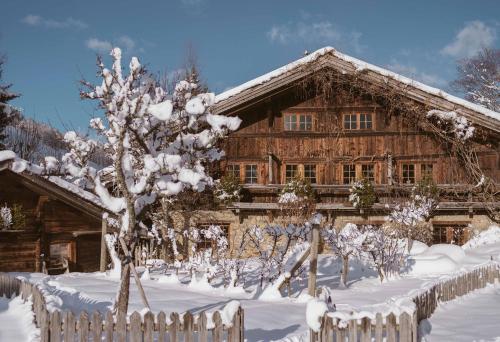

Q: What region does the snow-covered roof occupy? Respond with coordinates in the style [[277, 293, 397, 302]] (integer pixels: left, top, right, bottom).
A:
[[0, 152, 109, 216], [214, 47, 500, 126]]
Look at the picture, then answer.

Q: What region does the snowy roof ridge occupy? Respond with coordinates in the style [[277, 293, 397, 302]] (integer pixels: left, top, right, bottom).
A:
[[0, 151, 108, 214], [214, 46, 500, 124]]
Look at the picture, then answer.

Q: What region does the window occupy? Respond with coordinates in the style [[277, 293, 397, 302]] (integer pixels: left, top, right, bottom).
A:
[[284, 114, 313, 131], [433, 225, 468, 246], [343, 114, 357, 130], [284, 114, 297, 131], [244, 164, 258, 184], [343, 164, 356, 184], [402, 164, 415, 184], [359, 114, 373, 129], [285, 164, 298, 182], [421, 164, 433, 180], [196, 223, 229, 251], [304, 164, 317, 184], [299, 115, 313, 131], [361, 164, 375, 182], [226, 164, 240, 180]]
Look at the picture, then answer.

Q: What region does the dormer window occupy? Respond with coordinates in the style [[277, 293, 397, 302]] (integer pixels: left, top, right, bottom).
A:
[[284, 114, 313, 131]]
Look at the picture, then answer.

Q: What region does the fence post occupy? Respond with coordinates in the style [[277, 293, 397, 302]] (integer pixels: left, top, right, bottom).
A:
[[50, 310, 62, 342], [91, 311, 103, 342], [198, 311, 208, 342], [375, 313, 383, 342], [399, 312, 411, 342], [130, 311, 142, 342], [212, 311, 222, 342], [144, 311, 155, 342], [40, 308, 49, 342], [184, 311, 194, 342], [158, 311, 167, 342], [386, 313, 397, 342], [64, 311, 76, 342], [103, 311, 114, 342]]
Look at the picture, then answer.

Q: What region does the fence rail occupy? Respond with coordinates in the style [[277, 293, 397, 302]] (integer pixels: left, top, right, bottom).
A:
[[311, 263, 500, 342], [0, 273, 244, 342]]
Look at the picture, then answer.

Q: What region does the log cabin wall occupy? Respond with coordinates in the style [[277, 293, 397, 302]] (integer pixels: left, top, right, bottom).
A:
[[221, 89, 499, 195], [0, 170, 102, 273]]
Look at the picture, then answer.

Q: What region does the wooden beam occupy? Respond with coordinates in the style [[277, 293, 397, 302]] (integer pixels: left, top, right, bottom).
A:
[[308, 223, 320, 297], [100, 219, 107, 272]]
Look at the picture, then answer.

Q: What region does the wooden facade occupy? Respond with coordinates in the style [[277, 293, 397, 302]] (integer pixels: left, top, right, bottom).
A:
[[0, 168, 108, 274], [211, 48, 500, 241]]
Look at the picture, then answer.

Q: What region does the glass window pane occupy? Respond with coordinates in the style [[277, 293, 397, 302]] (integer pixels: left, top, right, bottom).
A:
[[284, 115, 297, 131], [245, 164, 257, 184], [285, 165, 298, 182], [421, 164, 433, 180], [343, 164, 356, 184], [402, 164, 415, 184], [361, 164, 374, 182], [304, 164, 317, 184], [227, 164, 240, 180], [360, 114, 373, 129], [344, 114, 357, 130], [299, 115, 312, 131]]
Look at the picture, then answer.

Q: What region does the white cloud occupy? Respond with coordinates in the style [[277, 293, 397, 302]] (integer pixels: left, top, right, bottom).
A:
[[21, 14, 87, 29], [86, 38, 113, 53], [267, 20, 364, 53], [441, 21, 496, 58], [386, 61, 446, 87]]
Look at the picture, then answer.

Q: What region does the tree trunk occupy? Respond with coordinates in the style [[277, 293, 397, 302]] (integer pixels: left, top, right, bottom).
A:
[[341, 256, 349, 287], [377, 267, 386, 283], [115, 263, 131, 315], [308, 223, 320, 296], [407, 237, 414, 254]]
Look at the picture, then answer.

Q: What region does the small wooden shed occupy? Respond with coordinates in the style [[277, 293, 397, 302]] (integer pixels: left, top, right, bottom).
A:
[[0, 158, 110, 274]]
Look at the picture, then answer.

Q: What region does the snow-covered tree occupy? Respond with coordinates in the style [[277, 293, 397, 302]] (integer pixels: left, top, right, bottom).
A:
[[362, 225, 406, 282], [451, 47, 499, 112], [322, 223, 366, 287], [46, 47, 241, 314], [0, 57, 21, 149], [389, 187, 435, 253]]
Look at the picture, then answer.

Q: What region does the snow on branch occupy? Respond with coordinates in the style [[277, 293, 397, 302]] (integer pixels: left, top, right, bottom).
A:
[[426, 110, 475, 141]]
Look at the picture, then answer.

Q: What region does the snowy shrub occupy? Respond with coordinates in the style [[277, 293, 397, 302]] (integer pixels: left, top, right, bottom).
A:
[[214, 174, 242, 205], [362, 225, 407, 282], [323, 223, 366, 287], [279, 176, 313, 205], [348, 178, 376, 209], [0, 204, 12, 229], [389, 188, 435, 252], [426, 110, 475, 141]]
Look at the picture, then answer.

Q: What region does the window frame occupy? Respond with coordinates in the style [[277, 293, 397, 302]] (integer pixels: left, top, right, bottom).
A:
[[343, 164, 356, 184], [343, 112, 375, 131], [421, 163, 434, 181], [285, 164, 299, 182], [304, 164, 317, 184], [284, 113, 314, 131], [244, 164, 258, 184], [401, 163, 416, 184], [226, 164, 241, 181], [359, 113, 373, 130], [361, 164, 375, 182]]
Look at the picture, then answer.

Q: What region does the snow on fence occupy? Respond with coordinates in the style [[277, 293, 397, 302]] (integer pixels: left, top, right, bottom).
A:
[[310, 263, 500, 342], [0, 274, 244, 342]]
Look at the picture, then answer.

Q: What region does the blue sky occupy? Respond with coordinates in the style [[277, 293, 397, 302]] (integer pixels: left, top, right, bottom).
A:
[[1, 0, 499, 131]]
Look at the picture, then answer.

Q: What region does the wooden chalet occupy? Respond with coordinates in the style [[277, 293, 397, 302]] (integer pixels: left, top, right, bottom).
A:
[[199, 47, 500, 247], [0, 157, 111, 274]]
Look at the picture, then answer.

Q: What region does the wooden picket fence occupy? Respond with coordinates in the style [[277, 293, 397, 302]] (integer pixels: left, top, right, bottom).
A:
[[0, 273, 244, 342], [311, 263, 500, 342]]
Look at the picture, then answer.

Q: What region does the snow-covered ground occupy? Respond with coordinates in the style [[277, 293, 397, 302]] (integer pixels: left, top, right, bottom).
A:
[[7, 225, 500, 342], [420, 283, 500, 342], [0, 296, 39, 342]]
